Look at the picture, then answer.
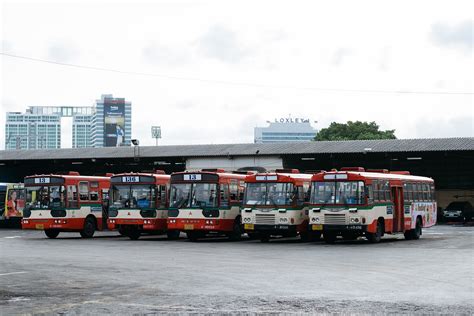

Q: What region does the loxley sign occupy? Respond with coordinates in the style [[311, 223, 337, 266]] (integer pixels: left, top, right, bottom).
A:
[[274, 117, 310, 123]]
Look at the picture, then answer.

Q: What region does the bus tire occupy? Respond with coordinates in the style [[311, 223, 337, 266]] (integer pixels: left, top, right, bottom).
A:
[[228, 219, 243, 241], [186, 231, 200, 242], [247, 232, 260, 240], [342, 232, 358, 241], [166, 230, 180, 240], [323, 232, 337, 244], [367, 219, 383, 243], [80, 216, 96, 238], [260, 234, 270, 243], [118, 227, 127, 236], [45, 229, 60, 239], [405, 217, 422, 240], [128, 227, 141, 240]]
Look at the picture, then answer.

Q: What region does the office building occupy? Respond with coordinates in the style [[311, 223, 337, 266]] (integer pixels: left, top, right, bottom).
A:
[[4, 95, 132, 150], [254, 117, 318, 143]]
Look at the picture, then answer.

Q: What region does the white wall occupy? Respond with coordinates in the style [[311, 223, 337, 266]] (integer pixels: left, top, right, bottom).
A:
[[186, 156, 283, 171]]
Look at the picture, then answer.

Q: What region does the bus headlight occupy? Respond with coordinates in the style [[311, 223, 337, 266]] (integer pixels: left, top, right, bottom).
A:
[[279, 217, 288, 223], [350, 217, 361, 223], [311, 217, 321, 223], [243, 217, 252, 223]]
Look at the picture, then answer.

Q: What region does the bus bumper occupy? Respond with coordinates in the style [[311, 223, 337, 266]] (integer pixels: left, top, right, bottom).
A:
[[244, 224, 299, 235], [310, 224, 367, 232], [21, 218, 84, 230], [108, 218, 167, 231], [167, 218, 234, 232]]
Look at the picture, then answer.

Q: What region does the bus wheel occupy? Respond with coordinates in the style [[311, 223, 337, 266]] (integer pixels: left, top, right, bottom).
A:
[[128, 227, 141, 240], [186, 231, 200, 242], [342, 232, 358, 241], [45, 229, 60, 239], [405, 218, 422, 240], [367, 220, 383, 243], [118, 227, 127, 236], [247, 232, 260, 240], [260, 234, 270, 243], [80, 217, 96, 238], [166, 230, 180, 240], [323, 232, 337, 244], [228, 220, 243, 241]]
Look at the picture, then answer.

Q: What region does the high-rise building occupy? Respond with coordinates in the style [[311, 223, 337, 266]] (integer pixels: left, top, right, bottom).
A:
[[254, 117, 318, 143], [4, 95, 132, 150], [5, 111, 61, 150], [90, 95, 132, 147]]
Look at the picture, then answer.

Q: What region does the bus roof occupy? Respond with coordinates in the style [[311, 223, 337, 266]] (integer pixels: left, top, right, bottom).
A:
[[171, 170, 246, 178], [311, 170, 433, 182], [111, 172, 170, 181], [24, 174, 110, 181], [246, 172, 313, 183]]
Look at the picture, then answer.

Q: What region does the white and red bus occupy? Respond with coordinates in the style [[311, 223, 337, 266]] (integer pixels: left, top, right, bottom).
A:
[[21, 172, 111, 238], [308, 167, 436, 243], [166, 169, 246, 241], [241, 169, 315, 242], [107, 172, 179, 240]]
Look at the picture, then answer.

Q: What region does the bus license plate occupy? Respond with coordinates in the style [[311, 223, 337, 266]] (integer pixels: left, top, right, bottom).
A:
[[184, 224, 194, 230], [35, 224, 44, 230], [312, 224, 323, 231], [244, 223, 254, 230]]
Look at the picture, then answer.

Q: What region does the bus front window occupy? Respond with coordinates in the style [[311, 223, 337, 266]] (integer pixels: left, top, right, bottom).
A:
[[111, 185, 156, 209], [170, 183, 192, 208], [244, 182, 295, 206], [25, 186, 65, 209], [190, 183, 217, 208], [311, 181, 365, 205]]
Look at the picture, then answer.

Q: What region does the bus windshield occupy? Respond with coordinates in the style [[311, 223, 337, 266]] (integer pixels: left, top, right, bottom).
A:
[[111, 184, 156, 209], [310, 181, 365, 205], [25, 185, 66, 209], [170, 183, 218, 208], [244, 182, 295, 206]]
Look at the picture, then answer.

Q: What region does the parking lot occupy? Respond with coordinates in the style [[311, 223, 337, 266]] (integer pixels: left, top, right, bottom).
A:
[[0, 225, 473, 314]]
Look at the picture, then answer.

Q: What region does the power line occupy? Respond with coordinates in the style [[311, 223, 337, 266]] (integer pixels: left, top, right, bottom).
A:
[[1, 51, 473, 96]]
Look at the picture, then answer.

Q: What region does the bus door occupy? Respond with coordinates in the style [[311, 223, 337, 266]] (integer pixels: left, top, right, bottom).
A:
[[101, 189, 110, 229], [391, 186, 404, 232]]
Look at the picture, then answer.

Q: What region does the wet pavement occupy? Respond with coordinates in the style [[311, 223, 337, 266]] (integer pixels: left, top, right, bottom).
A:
[[1, 225, 473, 314]]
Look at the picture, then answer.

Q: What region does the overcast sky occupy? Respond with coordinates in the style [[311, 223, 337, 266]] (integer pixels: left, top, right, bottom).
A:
[[1, 0, 473, 148]]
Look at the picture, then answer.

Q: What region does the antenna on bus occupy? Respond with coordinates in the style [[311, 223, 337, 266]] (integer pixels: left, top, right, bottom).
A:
[[275, 169, 300, 174], [340, 167, 365, 172], [366, 169, 389, 173]]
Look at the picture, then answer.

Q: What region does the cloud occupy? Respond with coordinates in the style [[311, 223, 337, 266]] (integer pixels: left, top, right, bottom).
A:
[[142, 42, 191, 66], [47, 40, 79, 62], [431, 20, 473, 52], [197, 24, 249, 63], [331, 48, 352, 66]]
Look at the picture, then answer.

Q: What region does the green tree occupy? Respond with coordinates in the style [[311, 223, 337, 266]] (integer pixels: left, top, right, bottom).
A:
[[314, 121, 396, 141]]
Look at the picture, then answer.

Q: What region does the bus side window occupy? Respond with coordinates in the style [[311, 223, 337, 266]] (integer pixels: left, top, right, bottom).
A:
[[220, 184, 229, 208], [384, 181, 391, 201], [159, 185, 167, 208], [67, 185, 78, 208], [414, 183, 420, 201], [366, 184, 374, 204], [229, 180, 239, 201], [90, 182, 99, 201], [79, 182, 89, 201]]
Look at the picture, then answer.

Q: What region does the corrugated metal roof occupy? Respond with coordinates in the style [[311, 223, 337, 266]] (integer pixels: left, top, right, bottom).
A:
[[0, 137, 473, 161]]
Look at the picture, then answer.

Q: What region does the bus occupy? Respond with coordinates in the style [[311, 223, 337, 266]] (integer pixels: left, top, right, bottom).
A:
[[107, 172, 179, 240], [308, 167, 436, 243], [241, 169, 315, 242], [0, 183, 25, 228], [166, 169, 246, 241], [21, 172, 111, 238]]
